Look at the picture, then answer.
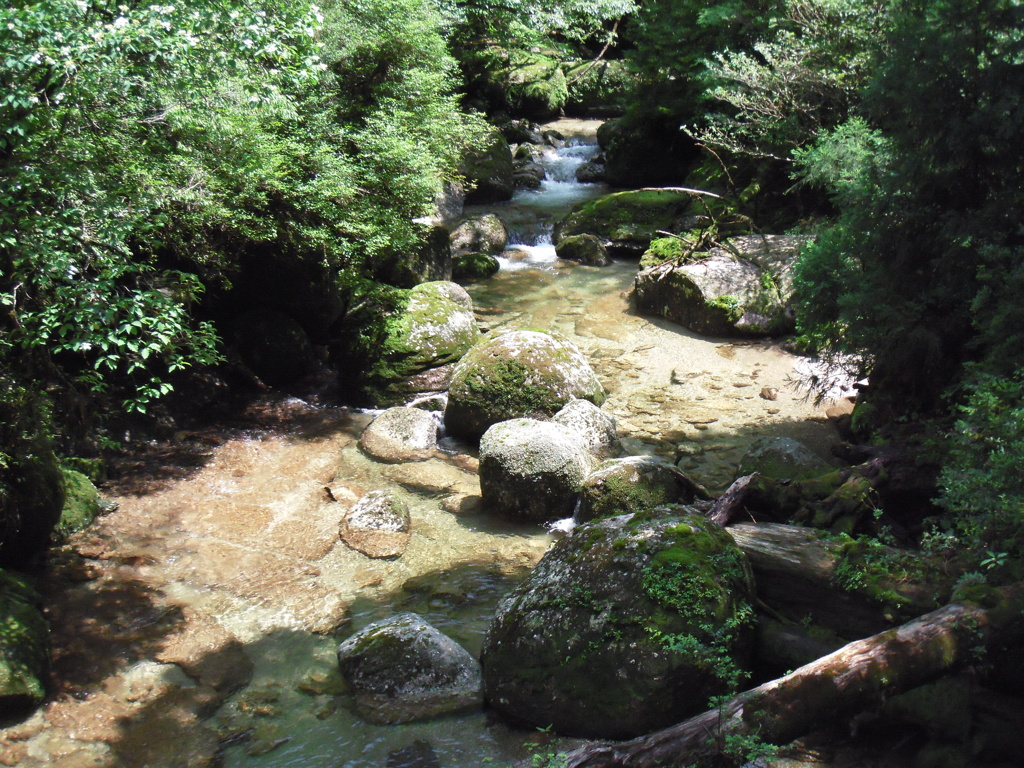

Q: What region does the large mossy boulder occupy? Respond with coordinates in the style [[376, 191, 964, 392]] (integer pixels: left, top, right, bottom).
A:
[[553, 189, 696, 259], [443, 330, 605, 441], [506, 50, 568, 121], [361, 281, 481, 406], [0, 380, 64, 568], [462, 130, 515, 205], [633, 235, 810, 337], [57, 467, 101, 538], [479, 419, 593, 524], [0, 569, 50, 715], [481, 508, 755, 739], [577, 456, 709, 524], [450, 214, 508, 256], [337, 613, 481, 724], [452, 252, 501, 282]]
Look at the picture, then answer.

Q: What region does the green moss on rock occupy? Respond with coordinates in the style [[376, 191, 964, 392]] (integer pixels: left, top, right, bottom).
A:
[[0, 569, 49, 714], [57, 468, 101, 538]]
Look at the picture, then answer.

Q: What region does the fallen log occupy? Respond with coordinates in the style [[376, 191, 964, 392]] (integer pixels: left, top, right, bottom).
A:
[[561, 583, 1024, 768], [727, 522, 955, 638]]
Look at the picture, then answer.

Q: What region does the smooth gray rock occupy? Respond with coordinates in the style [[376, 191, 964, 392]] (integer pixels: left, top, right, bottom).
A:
[[337, 613, 481, 724], [360, 408, 439, 463], [479, 419, 592, 523], [552, 398, 618, 456], [340, 491, 412, 558]]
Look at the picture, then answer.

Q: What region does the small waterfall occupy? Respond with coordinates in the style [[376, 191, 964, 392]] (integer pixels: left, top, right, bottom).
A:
[[496, 135, 607, 272]]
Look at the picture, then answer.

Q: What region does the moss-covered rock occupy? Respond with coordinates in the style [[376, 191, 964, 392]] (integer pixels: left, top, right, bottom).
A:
[[564, 59, 634, 117], [0, 378, 63, 568], [337, 613, 481, 724], [362, 281, 481, 406], [0, 569, 50, 715], [555, 234, 610, 266], [450, 214, 508, 256], [479, 419, 593, 524], [633, 236, 810, 338], [452, 252, 501, 282], [481, 508, 755, 738], [57, 467, 101, 538], [553, 189, 696, 259], [461, 130, 514, 205], [507, 50, 568, 121], [577, 456, 709, 523], [443, 330, 605, 441]]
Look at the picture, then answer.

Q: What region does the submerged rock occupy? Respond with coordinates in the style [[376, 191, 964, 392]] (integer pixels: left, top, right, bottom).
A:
[[337, 613, 481, 724], [340, 491, 412, 558], [634, 235, 810, 337], [360, 408, 438, 464], [576, 456, 709, 523], [481, 509, 755, 738], [444, 330, 605, 441], [0, 569, 50, 714], [479, 419, 593, 524], [738, 436, 832, 482]]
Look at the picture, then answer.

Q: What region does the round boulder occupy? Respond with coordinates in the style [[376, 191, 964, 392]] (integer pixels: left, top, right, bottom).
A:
[[555, 234, 610, 267], [576, 456, 709, 523], [737, 436, 832, 482], [337, 613, 481, 724], [453, 252, 500, 282], [444, 330, 605, 441], [360, 408, 439, 463], [479, 419, 593, 524], [361, 281, 481, 406], [340, 491, 412, 558], [552, 399, 618, 456], [450, 214, 508, 256], [481, 509, 755, 739]]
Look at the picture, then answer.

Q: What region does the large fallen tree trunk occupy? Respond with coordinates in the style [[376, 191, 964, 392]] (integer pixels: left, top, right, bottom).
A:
[[562, 583, 1024, 768], [726, 522, 955, 638]]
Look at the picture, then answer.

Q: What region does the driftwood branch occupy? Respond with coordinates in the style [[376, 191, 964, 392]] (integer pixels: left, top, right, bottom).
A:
[[562, 583, 1024, 768], [566, 20, 621, 86]]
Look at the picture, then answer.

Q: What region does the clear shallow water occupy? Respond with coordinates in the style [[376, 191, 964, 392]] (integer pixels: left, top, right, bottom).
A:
[[217, 123, 610, 768]]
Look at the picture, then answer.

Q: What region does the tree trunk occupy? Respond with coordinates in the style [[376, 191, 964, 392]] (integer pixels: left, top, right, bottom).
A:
[[727, 522, 955, 638], [562, 583, 1024, 768]]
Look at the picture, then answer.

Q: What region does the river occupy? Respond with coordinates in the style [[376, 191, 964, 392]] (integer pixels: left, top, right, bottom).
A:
[[0, 119, 840, 768]]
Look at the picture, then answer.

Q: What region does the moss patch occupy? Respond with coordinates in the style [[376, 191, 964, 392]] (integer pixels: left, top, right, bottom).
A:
[[57, 467, 101, 538]]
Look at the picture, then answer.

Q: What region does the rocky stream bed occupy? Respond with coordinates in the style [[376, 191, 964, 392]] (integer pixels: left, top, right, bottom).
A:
[[0, 120, 861, 768]]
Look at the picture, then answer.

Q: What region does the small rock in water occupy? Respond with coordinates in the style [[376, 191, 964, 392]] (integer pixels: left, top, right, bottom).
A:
[[340, 490, 412, 558]]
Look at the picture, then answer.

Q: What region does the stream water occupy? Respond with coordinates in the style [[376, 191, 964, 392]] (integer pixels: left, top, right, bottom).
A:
[[2, 119, 841, 768]]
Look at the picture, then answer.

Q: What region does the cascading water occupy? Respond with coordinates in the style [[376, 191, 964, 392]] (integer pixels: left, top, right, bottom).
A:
[[484, 123, 608, 272]]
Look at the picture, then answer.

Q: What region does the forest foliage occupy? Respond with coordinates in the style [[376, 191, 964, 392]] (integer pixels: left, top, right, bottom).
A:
[[1, 0, 1023, 570]]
